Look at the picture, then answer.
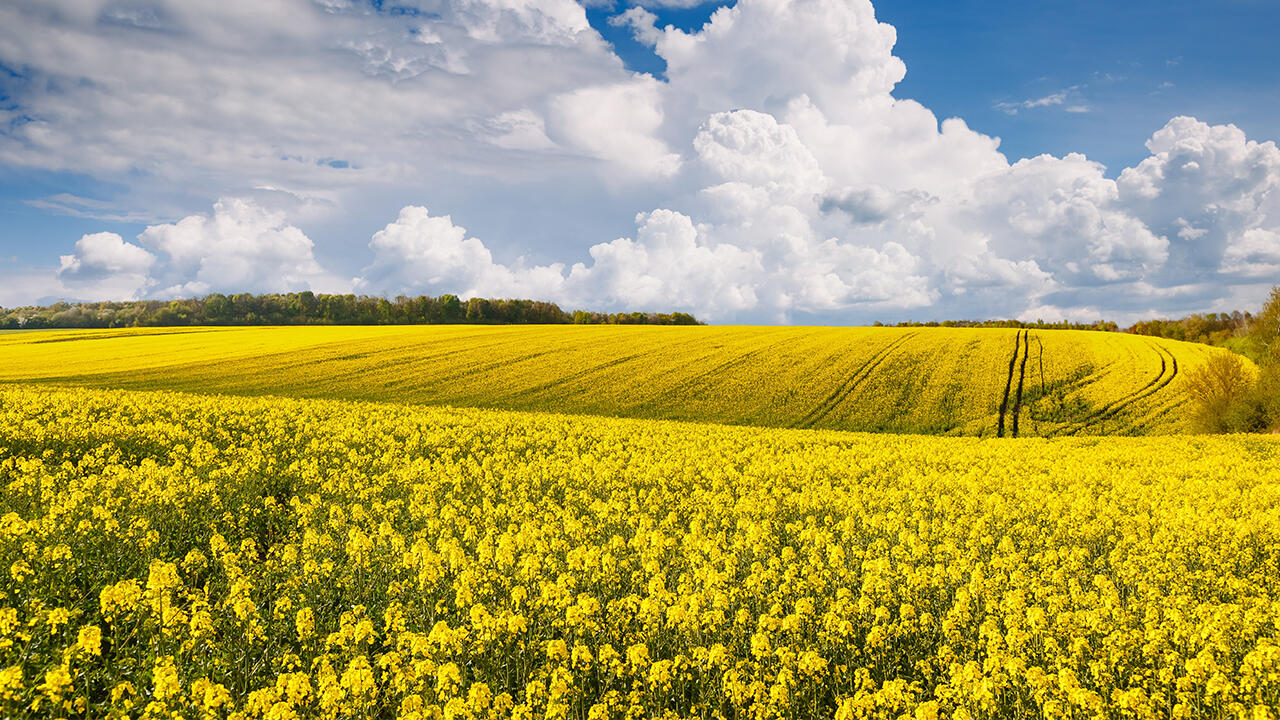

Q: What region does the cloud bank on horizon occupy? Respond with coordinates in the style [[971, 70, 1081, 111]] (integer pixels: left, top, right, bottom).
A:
[[2, 0, 1279, 323]]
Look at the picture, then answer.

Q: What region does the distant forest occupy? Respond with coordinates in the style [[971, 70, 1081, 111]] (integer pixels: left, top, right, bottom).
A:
[[881, 318, 1120, 332], [0, 293, 1262, 355], [887, 311, 1258, 356], [0, 293, 701, 329]]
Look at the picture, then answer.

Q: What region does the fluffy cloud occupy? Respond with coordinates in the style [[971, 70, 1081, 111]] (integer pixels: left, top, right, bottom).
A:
[[694, 111, 824, 196], [357, 206, 568, 300], [356, 206, 761, 318], [545, 78, 682, 179], [957, 153, 1168, 286], [645, 0, 906, 125], [9, 0, 1280, 322], [1118, 117, 1280, 284], [355, 106, 936, 320], [570, 210, 764, 316], [54, 198, 348, 300], [56, 232, 157, 300]]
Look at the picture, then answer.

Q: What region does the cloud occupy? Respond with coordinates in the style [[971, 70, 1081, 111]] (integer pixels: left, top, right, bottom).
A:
[[54, 198, 350, 299], [608, 7, 663, 47], [7, 0, 1280, 323], [56, 232, 157, 300], [0, 0, 639, 198], [645, 0, 906, 126], [356, 205, 568, 300], [994, 86, 1088, 115], [1118, 117, 1280, 283], [996, 92, 1067, 115], [570, 209, 764, 316], [963, 153, 1168, 285], [545, 78, 682, 179], [26, 194, 169, 224], [137, 198, 351, 297], [695, 110, 824, 196], [354, 107, 938, 319], [354, 205, 764, 319]]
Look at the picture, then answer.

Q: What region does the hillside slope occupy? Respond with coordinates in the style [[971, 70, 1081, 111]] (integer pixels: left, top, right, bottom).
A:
[[0, 325, 1234, 436]]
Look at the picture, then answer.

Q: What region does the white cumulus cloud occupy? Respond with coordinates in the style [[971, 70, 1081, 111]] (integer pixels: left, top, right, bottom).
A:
[[54, 198, 350, 300], [56, 232, 157, 300]]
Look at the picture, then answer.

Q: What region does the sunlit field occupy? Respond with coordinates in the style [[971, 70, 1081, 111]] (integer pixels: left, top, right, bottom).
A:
[[0, 326, 1236, 437], [1, 385, 1278, 718]]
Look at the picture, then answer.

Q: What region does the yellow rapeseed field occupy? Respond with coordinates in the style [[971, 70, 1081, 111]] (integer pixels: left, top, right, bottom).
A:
[[1, 384, 1278, 719], [0, 326, 1232, 436]]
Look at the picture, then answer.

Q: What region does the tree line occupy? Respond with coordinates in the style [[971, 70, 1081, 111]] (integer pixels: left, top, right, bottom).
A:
[[0, 293, 701, 329], [1124, 311, 1265, 357], [886, 312, 1260, 355], [878, 319, 1120, 332]]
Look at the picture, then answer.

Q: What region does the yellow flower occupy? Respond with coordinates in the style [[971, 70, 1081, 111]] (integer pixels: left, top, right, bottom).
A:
[[443, 696, 469, 720], [152, 655, 181, 702], [0, 513, 28, 539], [466, 682, 491, 713], [295, 607, 316, 641], [39, 664, 72, 705], [750, 632, 770, 659], [75, 625, 102, 657], [546, 638, 569, 664], [45, 607, 70, 633], [191, 677, 232, 712], [341, 656, 377, 702], [626, 643, 649, 672], [435, 662, 461, 697], [797, 651, 827, 675], [0, 608, 17, 637], [0, 666, 22, 703], [276, 672, 312, 705], [110, 680, 135, 707], [99, 579, 142, 622], [9, 561, 32, 583]]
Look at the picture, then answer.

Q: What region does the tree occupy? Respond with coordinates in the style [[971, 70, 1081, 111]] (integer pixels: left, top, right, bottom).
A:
[[439, 294, 463, 322], [1253, 285, 1280, 362]]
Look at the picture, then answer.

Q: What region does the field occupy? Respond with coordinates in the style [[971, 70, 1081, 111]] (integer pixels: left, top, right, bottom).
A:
[[1, 384, 1278, 719], [0, 326, 1234, 437], [1, 325, 1276, 719]]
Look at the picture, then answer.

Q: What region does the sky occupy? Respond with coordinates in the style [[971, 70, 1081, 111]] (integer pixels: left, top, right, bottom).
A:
[[1, 0, 1278, 324]]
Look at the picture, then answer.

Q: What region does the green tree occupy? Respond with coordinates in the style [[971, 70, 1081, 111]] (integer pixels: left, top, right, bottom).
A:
[[439, 294, 463, 322], [1253, 286, 1280, 362]]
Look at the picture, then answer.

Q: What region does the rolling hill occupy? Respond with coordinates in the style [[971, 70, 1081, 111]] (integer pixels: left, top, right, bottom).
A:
[[0, 324, 1236, 436]]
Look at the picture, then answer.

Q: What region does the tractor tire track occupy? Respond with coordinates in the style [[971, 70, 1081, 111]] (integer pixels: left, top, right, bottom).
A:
[[1053, 339, 1178, 436], [1097, 341, 1179, 432], [1036, 335, 1046, 397], [1010, 331, 1032, 437], [996, 329, 1026, 438], [797, 331, 918, 429]]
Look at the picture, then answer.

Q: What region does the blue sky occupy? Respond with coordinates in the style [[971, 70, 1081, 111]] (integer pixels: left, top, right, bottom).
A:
[[1, 0, 1278, 322]]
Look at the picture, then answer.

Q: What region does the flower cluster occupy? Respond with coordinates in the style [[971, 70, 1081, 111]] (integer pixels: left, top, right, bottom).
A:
[[0, 384, 1277, 719]]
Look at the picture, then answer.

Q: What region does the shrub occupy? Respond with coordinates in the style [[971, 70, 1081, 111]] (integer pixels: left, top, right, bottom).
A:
[[1184, 352, 1256, 432]]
